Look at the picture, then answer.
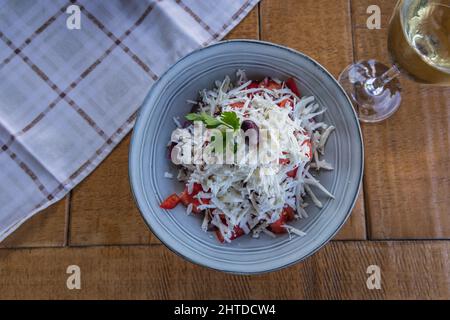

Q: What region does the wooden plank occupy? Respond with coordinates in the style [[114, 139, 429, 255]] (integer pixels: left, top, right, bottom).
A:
[[0, 197, 68, 248], [351, 0, 396, 29], [260, 0, 354, 78], [0, 241, 448, 299], [334, 187, 366, 240], [261, 0, 367, 239], [354, 27, 450, 238], [69, 8, 259, 246], [69, 134, 153, 245]]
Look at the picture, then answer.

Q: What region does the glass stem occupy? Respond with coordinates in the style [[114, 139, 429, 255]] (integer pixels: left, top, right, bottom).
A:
[[364, 64, 401, 96]]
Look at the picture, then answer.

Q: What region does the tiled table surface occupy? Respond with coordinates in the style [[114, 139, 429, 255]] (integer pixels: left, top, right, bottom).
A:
[[0, 0, 448, 299]]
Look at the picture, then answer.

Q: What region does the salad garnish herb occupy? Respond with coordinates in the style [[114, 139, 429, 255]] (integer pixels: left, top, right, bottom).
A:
[[186, 111, 240, 131]]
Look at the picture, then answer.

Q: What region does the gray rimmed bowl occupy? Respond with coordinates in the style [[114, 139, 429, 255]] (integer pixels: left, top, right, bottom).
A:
[[129, 40, 364, 274]]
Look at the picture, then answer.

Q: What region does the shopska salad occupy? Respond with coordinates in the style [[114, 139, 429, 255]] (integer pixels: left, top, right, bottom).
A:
[[160, 70, 335, 243]]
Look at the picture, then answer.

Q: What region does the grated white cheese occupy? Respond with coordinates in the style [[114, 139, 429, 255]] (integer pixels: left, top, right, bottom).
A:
[[169, 71, 335, 242], [283, 224, 307, 237], [186, 203, 193, 215], [164, 172, 173, 179]]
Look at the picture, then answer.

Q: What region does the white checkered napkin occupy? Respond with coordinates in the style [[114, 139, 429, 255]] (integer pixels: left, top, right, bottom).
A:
[[0, 0, 259, 241]]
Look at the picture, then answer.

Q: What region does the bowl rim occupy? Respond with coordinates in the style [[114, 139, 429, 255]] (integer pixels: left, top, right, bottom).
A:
[[129, 39, 364, 275]]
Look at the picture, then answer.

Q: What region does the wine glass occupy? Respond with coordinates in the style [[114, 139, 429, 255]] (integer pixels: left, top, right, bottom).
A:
[[339, 0, 450, 123]]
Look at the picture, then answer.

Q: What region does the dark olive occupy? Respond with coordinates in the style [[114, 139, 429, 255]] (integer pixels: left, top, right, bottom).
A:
[[241, 120, 259, 132], [241, 120, 259, 146]]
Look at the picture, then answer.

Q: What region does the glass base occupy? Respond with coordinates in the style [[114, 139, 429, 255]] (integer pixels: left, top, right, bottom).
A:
[[338, 60, 402, 123]]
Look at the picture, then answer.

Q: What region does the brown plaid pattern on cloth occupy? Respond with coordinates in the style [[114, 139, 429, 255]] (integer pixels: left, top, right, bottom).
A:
[[0, 0, 258, 241]]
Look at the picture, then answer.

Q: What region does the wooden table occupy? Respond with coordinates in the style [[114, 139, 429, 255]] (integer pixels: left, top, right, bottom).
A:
[[0, 0, 449, 299]]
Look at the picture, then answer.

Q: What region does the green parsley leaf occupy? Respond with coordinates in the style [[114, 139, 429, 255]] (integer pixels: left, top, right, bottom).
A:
[[186, 111, 241, 131], [220, 111, 240, 131], [185, 112, 222, 128], [185, 113, 203, 121]]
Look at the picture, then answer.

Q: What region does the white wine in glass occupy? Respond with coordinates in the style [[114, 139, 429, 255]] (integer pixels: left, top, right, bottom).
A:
[[339, 0, 450, 123]]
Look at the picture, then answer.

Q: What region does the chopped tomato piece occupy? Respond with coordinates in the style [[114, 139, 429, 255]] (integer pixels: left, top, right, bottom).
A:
[[230, 225, 245, 240], [287, 167, 298, 178], [267, 81, 282, 90], [259, 78, 282, 90], [191, 198, 211, 213], [200, 198, 211, 205], [283, 206, 296, 221], [160, 193, 181, 209], [218, 213, 227, 224], [246, 81, 259, 98], [179, 184, 209, 214], [179, 190, 191, 206], [269, 207, 296, 234], [230, 102, 245, 109], [215, 229, 225, 243], [269, 218, 287, 234], [192, 183, 203, 194], [215, 225, 245, 243], [286, 78, 301, 97], [214, 214, 245, 243], [246, 81, 259, 90], [279, 158, 290, 165], [259, 78, 269, 88], [278, 98, 293, 109], [189, 200, 202, 214], [179, 193, 202, 214]]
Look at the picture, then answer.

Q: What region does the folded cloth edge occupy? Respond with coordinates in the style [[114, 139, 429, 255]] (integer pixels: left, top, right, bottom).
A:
[[0, 0, 260, 242]]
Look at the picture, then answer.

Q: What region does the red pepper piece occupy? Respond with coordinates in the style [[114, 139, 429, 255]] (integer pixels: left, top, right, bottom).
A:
[[267, 81, 282, 90], [192, 183, 203, 194], [215, 229, 225, 243], [179, 184, 208, 214], [286, 78, 301, 97], [283, 206, 296, 221], [259, 78, 282, 90], [278, 98, 293, 109], [215, 214, 245, 243], [215, 225, 245, 243], [247, 81, 259, 89], [259, 78, 269, 88], [160, 193, 181, 209], [230, 102, 245, 109], [269, 207, 296, 234], [287, 167, 298, 178], [230, 225, 245, 240]]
